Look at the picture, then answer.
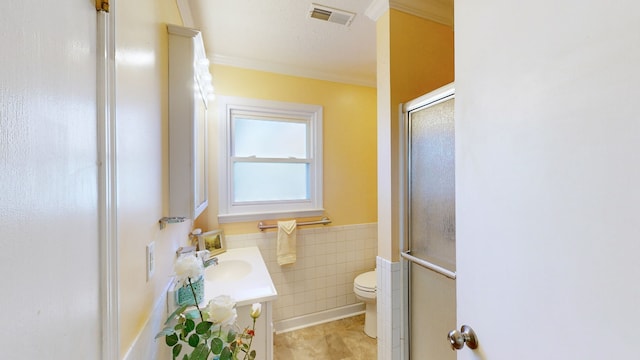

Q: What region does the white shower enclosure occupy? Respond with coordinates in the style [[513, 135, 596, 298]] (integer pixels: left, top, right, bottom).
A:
[[401, 83, 456, 359]]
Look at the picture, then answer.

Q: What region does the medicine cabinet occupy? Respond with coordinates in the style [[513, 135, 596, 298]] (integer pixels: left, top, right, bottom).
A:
[[167, 24, 213, 220]]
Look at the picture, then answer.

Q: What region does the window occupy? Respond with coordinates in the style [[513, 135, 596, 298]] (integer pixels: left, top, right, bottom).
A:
[[218, 97, 323, 222]]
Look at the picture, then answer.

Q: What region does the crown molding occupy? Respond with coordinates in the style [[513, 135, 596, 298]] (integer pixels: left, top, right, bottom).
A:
[[365, 0, 453, 27], [212, 54, 376, 88], [390, 0, 453, 27], [365, 0, 388, 21]]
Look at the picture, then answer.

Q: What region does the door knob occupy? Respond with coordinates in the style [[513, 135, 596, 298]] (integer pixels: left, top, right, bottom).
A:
[[447, 325, 478, 350]]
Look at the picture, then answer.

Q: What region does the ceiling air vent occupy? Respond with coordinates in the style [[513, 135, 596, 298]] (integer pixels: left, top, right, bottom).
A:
[[309, 3, 356, 26]]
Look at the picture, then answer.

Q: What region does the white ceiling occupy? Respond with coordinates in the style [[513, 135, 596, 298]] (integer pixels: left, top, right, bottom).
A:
[[178, 0, 453, 88]]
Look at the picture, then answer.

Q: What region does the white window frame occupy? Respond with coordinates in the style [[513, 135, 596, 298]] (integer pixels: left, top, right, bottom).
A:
[[217, 96, 323, 223]]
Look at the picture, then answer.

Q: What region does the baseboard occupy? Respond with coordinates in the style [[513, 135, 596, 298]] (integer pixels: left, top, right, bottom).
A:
[[273, 303, 365, 334], [122, 282, 171, 360]]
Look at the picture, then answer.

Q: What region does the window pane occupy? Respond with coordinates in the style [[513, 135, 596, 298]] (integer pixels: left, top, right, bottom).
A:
[[233, 162, 309, 202], [233, 117, 307, 158]]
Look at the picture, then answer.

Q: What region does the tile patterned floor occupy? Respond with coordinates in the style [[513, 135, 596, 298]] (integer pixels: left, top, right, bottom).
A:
[[274, 315, 377, 360]]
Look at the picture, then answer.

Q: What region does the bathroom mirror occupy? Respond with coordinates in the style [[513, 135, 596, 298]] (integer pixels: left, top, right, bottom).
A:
[[167, 24, 211, 220]]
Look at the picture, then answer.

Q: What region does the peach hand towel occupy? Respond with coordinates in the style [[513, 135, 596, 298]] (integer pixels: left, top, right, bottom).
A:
[[277, 220, 297, 265]]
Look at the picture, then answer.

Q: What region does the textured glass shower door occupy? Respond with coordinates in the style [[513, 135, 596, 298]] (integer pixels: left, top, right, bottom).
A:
[[402, 84, 456, 359]]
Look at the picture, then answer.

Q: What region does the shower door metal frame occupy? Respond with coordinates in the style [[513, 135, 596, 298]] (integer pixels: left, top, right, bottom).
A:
[[400, 83, 456, 359], [401, 82, 456, 279]]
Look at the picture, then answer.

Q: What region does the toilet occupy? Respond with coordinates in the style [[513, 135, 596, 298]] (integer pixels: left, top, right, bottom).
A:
[[353, 270, 377, 338]]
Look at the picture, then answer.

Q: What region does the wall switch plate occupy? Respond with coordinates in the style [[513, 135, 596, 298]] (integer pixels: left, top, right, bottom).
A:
[[146, 242, 155, 281]]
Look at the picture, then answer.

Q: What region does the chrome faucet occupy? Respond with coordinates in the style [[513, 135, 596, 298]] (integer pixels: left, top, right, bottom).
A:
[[196, 250, 218, 268], [203, 256, 219, 268]]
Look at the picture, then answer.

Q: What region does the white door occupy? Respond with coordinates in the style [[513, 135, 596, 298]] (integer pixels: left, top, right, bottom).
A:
[[455, 1, 640, 358], [0, 1, 102, 358]]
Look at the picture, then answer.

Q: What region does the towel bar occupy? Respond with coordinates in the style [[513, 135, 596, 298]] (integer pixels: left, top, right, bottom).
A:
[[257, 217, 331, 231]]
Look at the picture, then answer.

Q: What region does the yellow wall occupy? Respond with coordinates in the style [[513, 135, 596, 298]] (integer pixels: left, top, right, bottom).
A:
[[377, 9, 455, 261], [116, 0, 190, 356], [390, 10, 455, 103], [196, 66, 378, 235]]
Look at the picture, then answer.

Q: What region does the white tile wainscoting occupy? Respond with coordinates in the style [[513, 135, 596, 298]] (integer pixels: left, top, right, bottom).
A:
[[377, 256, 402, 360], [224, 222, 378, 332]]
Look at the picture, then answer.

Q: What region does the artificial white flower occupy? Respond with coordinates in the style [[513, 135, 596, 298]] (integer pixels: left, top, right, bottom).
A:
[[250, 303, 262, 319], [174, 254, 203, 285], [207, 295, 237, 326]]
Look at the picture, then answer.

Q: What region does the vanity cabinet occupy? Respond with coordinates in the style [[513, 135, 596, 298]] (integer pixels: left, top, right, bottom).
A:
[[167, 25, 211, 220], [237, 302, 273, 360]]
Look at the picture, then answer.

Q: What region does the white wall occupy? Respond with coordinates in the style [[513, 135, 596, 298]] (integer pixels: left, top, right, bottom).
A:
[[114, 0, 190, 356], [456, 0, 640, 358], [0, 1, 100, 358]]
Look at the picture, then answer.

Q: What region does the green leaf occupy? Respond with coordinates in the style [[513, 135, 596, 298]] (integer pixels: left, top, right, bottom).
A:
[[220, 347, 232, 360], [166, 333, 179, 347], [166, 305, 189, 325], [188, 333, 200, 347], [172, 344, 183, 358], [211, 337, 223, 354], [201, 329, 212, 340], [249, 350, 256, 360], [185, 318, 195, 333], [226, 329, 237, 343], [190, 343, 210, 360], [195, 321, 213, 335]]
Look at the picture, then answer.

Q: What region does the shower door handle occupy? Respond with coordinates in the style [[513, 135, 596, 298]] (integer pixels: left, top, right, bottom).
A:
[[447, 325, 479, 350], [400, 250, 456, 280]]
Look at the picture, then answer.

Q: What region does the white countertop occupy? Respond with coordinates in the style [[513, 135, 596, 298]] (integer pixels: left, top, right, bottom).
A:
[[203, 246, 278, 307]]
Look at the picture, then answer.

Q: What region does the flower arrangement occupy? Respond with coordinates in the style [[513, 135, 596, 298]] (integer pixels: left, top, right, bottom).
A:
[[157, 254, 261, 360]]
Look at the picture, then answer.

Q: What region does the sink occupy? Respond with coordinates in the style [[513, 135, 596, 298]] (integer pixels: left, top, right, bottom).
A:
[[199, 247, 277, 360], [205, 259, 252, 282], [202, 246, 277, 307]]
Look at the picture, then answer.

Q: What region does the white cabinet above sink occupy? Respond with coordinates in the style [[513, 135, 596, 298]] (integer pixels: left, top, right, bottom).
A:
[[167, 25, 212, 220]]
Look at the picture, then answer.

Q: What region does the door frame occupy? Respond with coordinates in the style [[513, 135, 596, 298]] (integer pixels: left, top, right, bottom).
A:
[[97, 4, 119, 359]]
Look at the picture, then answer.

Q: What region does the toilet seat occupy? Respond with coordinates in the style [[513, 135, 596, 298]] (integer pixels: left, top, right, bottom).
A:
[[354, 271, 376, 293]]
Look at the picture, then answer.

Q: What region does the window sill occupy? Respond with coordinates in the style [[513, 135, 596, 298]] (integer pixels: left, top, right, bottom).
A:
[[218, 209, 325, 224]]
